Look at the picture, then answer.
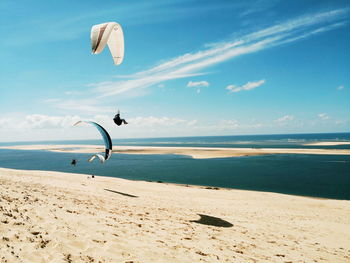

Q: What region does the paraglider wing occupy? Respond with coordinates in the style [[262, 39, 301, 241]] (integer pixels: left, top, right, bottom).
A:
[[91, 22, 124, 65], [107, 24, 124, 65], [74, 121, 113, 161], [88, 154, 105, 163]]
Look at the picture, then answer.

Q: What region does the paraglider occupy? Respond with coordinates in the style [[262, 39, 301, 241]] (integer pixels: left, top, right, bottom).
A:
[[91, 22, 124, 65], [88, 154, 105, 164], [73, 121, 113, 163], [71, 159, 77, 166], [113, 110, 128, 126]]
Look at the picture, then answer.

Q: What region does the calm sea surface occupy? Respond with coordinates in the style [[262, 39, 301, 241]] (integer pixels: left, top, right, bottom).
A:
[[1, 133, 349, 200]]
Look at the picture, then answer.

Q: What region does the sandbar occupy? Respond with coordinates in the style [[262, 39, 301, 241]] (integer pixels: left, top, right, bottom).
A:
[[303, 141, 350, 146], [1, 144, 350, 159]]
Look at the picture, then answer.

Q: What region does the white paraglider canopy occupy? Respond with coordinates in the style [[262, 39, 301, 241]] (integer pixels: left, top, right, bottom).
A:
[[91, 22, 124, 66], [88, 154, 106, 163]]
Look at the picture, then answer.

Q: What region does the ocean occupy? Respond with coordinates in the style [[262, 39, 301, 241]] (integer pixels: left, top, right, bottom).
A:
[[1, 133, 350, 200]]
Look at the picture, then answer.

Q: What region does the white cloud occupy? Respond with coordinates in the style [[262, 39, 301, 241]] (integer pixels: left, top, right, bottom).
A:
[[337, 85, 344, 90], [4, 2, 195, 46], [226, 79, 265, 93], [318, 113, 330, 120], [48, 99, 115, 115], [0, 118, 12, 127], [0, 114, 198, 133], [0, 114, 81, 130], [187, 81, 209, 93], [64, 90, 83, 96], [210, 119, 264, 132], [275, 115, 294, 123], [218, 119, 240, 128], [187, 81, 209, 88], [128, 116, 197, 127], [86, 9, 347, 99], [1, 112, 349, 142], [239, 0, 279, 18], [335, 120, 347, 126], [24, 114, 81, 129]]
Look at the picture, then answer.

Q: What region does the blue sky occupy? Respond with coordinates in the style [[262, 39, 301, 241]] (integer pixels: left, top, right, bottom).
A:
[[0, 0, 349, 142]]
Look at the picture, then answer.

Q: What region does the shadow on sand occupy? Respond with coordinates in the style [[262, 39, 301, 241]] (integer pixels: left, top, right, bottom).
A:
[[191, 214, 233, 228], [104, 189, 138, 198]]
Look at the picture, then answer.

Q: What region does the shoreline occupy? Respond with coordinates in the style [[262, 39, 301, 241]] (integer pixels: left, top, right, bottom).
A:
[[144, 180, 332, 201], [1, 167, 349, 262], [0, 166, 340, 201], [0, 167, 333, 200], [1, 144, 350, 159]]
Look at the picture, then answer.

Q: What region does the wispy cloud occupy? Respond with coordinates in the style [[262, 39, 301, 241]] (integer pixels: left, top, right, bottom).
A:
[[0, 114, 81, 130], [0, 114, 198, 132], [187, 81, 209, 88], [89, 8, 348, 99], [25, 114, 81, 129], [1, 112, 348, 141], [2, 1, 198, 46], [335, 120, 348, 126], [196, 119, 264, 133], [337, 85, 345, 90], [129, 116, 197, 127], [239, 0, 280, 18], [226, 79, 265, 93], [275, 115, 294, 123], [47, 98, 115, 115], [318, 113, 330, 120]]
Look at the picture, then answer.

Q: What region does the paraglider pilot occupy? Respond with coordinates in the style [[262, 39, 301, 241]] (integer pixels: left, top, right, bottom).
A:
[[113, 111, 128, 126], [71, 159, 77, 166]]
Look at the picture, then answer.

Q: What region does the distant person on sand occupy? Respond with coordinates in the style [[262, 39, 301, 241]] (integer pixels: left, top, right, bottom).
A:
[[71, 159, 77, 166], [113, 110, 128, 126]]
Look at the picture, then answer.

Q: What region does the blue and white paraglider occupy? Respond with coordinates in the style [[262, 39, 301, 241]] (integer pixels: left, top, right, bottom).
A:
[[74, 121, 113, 163]]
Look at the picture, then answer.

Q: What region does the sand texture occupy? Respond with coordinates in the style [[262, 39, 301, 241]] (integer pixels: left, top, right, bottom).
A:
[[1, 168, 349, 262], [2, 145, 350, 159]]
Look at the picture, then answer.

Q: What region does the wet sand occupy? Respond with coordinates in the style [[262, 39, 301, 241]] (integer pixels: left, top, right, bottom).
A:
[[1, 168, 350, 262]]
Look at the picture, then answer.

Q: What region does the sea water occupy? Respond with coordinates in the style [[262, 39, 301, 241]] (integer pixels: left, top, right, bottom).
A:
[[0, 133, 349, 200]]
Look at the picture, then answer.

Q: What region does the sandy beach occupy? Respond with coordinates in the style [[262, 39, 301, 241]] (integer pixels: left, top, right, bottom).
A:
[[2, 144, 350, 159], [1, 168, 349, 262]]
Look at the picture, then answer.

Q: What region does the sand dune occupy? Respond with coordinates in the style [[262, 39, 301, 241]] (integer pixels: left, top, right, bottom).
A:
[[1, 168, 349, 262], [2, 144, 350, 159]]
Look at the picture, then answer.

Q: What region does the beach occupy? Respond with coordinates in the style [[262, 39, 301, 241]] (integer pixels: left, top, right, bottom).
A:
[[1, 168, 349, 262], [2, 144, 350, 159]]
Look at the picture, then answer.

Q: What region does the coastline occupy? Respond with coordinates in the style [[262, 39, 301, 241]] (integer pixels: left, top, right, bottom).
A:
[[1, 167, 349, 262], [1, 144, 350, 159]]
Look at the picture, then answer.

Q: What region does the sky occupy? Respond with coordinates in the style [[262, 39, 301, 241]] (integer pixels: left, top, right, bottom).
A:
[[0, 0, 350, 142]]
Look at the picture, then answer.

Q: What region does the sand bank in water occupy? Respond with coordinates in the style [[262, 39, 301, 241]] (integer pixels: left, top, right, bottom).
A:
[[1, 168, 350, 262], [1, 145, 350, 159], [303, 141, 350, 146]]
